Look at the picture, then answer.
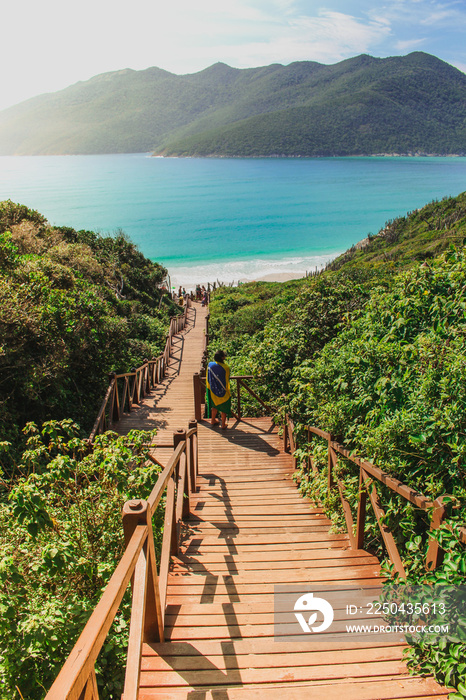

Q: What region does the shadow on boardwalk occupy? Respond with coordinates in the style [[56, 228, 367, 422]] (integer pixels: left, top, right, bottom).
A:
[[116, 302, 206, 447]]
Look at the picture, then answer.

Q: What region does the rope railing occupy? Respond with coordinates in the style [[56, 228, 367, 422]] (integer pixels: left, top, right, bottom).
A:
[[283, 415, 466, 577], [89, 299, 192, 442], [45, 421, 199, 700]]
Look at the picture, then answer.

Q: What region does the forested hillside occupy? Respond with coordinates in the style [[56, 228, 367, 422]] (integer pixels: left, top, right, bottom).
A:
[[0, 202, 179, 699], [0, 52, 465, 156], [0, 200, 177, 445], [208, 192, 466, 696]]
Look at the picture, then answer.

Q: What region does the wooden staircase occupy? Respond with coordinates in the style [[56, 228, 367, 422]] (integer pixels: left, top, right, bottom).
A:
[[44, 300, 451, 700], [137, 418, 449, 699]]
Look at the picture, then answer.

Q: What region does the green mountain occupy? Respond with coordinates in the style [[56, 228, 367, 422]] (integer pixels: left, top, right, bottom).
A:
[[1, 52, 466, 156]]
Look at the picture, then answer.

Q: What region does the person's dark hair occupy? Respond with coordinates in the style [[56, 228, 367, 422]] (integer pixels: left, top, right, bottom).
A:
[[214, 350, 225, 362]]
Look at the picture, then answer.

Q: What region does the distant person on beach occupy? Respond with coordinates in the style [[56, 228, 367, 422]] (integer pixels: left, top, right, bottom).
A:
[[205, 350, 231, 429]]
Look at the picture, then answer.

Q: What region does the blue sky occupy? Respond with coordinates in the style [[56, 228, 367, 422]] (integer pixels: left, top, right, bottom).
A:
[[1, 0, 465, 111]]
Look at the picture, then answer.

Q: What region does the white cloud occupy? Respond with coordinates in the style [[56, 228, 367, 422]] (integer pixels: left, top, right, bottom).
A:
[[169, 9, 393, 69], [395, 37, 427, 50], [0, 0, 465, 111], [420, 9, 458, 25]]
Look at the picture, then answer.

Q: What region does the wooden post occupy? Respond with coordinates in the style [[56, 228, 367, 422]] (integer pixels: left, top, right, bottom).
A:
[[78, 670, 99, 700], [107, 376, 115, 429], [143, 359, 150, 394], [193, 373, 203, 421], [108, 373, 120, 423], [180, 453, 190, 520], [131, 368, 139, 405], [173, 430, 189, 519], [236, 378, 242, 421], [121, 499, 164, 643], [328, 437, 337, 491], [355, 465, 367, 550], [158, 469, 178, 616], [188, 420, 198, 492], [425, 496, 448, 571], [283, 418, 289, 453], [307, 428, 312, 473]]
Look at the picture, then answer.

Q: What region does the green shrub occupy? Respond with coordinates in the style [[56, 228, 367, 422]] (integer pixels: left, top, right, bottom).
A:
[[0, 420, 161, 700]]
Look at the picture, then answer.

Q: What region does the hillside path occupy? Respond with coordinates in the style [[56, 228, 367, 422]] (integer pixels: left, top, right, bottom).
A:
[[116, 301, 449, 699]]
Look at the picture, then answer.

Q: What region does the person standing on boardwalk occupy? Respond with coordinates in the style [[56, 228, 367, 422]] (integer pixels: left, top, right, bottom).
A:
[[206, 350, 231, 429]]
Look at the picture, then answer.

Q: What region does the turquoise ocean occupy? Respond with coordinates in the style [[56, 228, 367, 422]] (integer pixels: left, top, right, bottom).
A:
[[1, 154, 466, 287]]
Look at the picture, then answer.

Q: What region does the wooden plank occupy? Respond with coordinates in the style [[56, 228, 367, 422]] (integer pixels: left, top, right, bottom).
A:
[[182, 525, 337, 534], [138, 677, 450, 699], [169, 554, 378, 573], [181, 532, 350, 547], [139, 660, 410, 687], [187, 514, 330, 523], [193, 495, 316, 504], [142, 638, 404, 656], [141, 645, 406, 671], [191, 508, 319, 517], [166, 567, 381, 589], [174, 548, 371, 563], [163, 609, 380, 629]]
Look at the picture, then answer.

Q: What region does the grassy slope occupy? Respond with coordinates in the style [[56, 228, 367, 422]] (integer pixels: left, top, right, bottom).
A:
[[328, 192, 466, 273], [210, 190, 466, 346], [207, 190, 466, 411]]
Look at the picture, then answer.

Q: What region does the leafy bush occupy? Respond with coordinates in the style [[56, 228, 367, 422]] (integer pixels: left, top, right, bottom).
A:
[[208, 193, 466, 695], [0, 419, 161, 700], [0, 202, 179, 451], [290, 248, 466, 498]]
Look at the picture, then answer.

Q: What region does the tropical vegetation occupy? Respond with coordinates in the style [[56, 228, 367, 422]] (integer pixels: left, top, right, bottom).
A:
[[0, 200, 177, 450], [0, 201, 176, 698], [208, 191, 466, 697], [3, 190, 466, 697]]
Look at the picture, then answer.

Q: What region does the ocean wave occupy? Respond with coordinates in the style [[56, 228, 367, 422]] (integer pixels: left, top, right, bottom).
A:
[[166, 253, 340, 290]]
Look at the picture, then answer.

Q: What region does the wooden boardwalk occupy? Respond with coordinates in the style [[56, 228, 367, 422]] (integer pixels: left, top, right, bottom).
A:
[[117, 301, 208, 453], [117, 303, 449, 699]]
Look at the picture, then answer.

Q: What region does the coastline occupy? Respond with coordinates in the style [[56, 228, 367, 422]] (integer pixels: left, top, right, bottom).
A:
[[166, 252, 339, 290], [242, 271, 307, 283], [153, 152, 466, 159]]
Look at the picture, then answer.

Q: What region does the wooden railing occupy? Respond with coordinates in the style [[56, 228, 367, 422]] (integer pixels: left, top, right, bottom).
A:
[[45, 421, 199, 700], [199, 312, 209, 377], [193, 372, 272, 421], [284, 416, 466, 577], [89, 300, 192, 442], [194, 307, 271, 421]]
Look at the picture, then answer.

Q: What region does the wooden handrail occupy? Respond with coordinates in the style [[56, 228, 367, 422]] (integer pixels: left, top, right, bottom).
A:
[[284, 415, 465, 576], [45, 420, 199, 700], [193, 372, 272, 421], [45, 524, 147, 699], [89, 300, 192, 442], [146, 440, 186, 515], [236, 377, 272, 416]]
